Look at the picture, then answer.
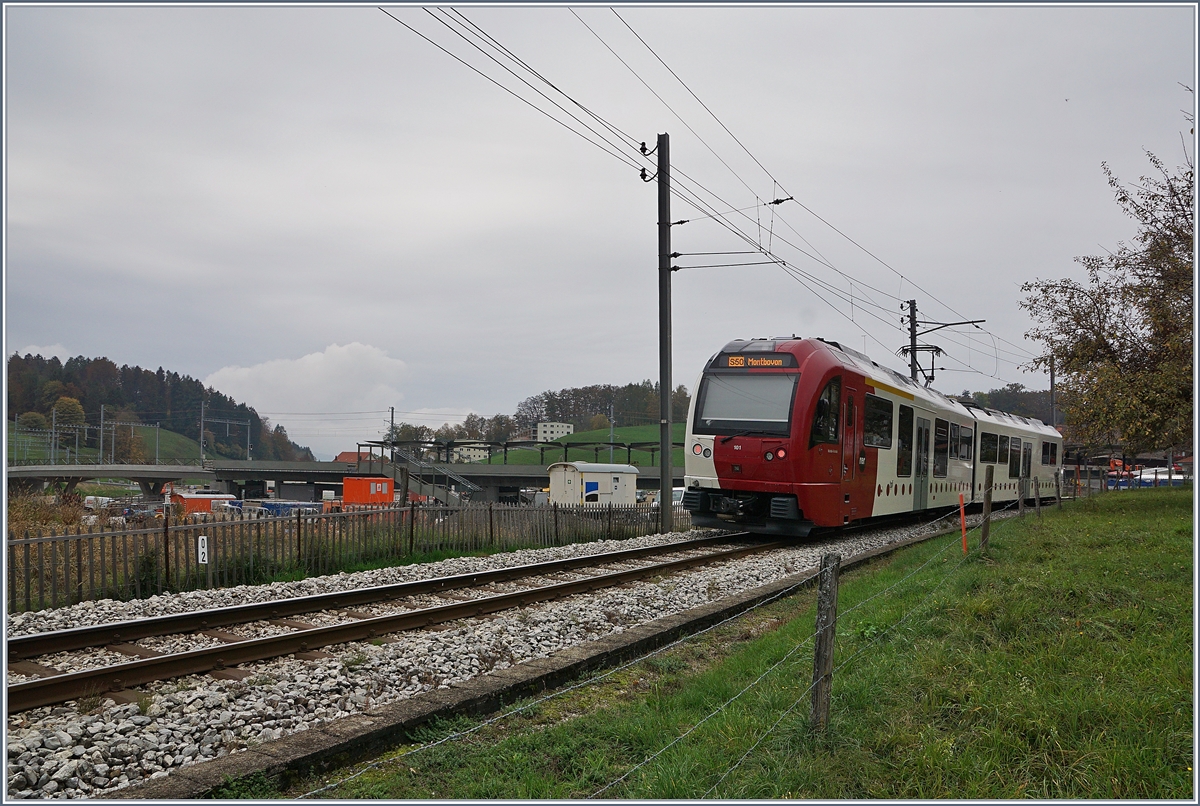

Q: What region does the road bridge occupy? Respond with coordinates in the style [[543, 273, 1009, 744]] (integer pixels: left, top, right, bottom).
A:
[[8, 460, 684, 503], [6, 464, 217, 497]]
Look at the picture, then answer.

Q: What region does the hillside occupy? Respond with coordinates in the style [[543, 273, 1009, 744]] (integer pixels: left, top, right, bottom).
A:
[[8, 421, 233, 464], [7, 353, 314, 461]]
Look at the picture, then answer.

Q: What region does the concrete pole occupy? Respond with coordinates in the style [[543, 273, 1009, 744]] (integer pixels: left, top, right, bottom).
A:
[[657, 131, 673, 535], [907, 300, 919, 382]]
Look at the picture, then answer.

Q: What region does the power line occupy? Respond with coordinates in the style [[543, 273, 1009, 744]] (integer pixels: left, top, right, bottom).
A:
[[607, 9, 1037, 364], [379, 8, 641, 172], [391, 7, 1033, 381]]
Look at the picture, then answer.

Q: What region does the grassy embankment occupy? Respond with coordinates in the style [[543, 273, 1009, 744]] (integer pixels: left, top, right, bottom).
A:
[[471, 423, 687, 467], [7, 423, 202, 464], [238, 487, 1193, 800]]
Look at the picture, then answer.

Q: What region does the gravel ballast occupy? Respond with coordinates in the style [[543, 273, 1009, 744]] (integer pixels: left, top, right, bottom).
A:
[[6, 515, 1006, 799]]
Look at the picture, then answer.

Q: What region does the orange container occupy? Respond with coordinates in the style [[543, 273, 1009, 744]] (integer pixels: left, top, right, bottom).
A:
[[172, 492, 237, 515], [342, 477, 394, 505]]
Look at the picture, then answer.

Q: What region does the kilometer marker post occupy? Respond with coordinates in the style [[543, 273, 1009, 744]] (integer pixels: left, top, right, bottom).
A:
[[959, 493, 967, 554]]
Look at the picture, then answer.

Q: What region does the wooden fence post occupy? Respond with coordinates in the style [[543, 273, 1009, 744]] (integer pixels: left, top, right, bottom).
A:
[[553, 502, 559, 543], [162, 506, 172, 591], [607, 501, 613, 541], [1034, 477, 1042, 517], [488, 502, 495, 547], [1018, 478, 1026, 517], [981, 465, 994, 551], [810, 552, 841, 732], [296, 509, 302, 566], [408, 504, 416, 555], [1055, 470, 1062, 510]]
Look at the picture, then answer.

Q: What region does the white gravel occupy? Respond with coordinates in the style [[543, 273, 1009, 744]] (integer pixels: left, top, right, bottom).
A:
[[5, 515, 1009, 799]]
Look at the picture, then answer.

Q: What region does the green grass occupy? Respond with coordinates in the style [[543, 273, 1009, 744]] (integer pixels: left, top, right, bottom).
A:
[[474, 423, 687, 467], [259, 487, 1191, 800]]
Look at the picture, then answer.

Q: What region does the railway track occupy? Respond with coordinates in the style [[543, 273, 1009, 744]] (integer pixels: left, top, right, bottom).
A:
[[8, 534, 777, 714]]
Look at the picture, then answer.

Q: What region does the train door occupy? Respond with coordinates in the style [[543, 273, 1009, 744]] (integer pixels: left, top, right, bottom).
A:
[[842, 389, 858, 483], [1022, 440, 1033, 497], [914, 416, 931, 510], [841, 386, 859, 522]]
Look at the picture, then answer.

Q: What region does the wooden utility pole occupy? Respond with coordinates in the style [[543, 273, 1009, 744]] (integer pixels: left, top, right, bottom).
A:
[[810, 552, 841, 732]]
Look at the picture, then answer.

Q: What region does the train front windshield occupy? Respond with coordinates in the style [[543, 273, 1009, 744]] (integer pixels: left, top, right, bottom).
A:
[[693, 373, 798, 437]]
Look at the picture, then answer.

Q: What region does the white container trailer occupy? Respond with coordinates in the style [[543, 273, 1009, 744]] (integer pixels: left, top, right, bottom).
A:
[[547, 461, 639, 506]]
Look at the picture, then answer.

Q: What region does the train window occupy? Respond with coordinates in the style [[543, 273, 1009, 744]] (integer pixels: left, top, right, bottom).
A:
[[863, 395, 893, 448], [1050, 442, 1058, 465], [998, 434, 1010, 462], [949, 423, 960, 459], [980, 432, 998, 463], [1041, 441, 1050, 464], [896, 405, 913, 477], [694, 373, 799, 437], [809, 377, 841, 446], [933, 418, 949, 477], [1008, 439, 1022, 478], [959, 427, 973, 461], [1022, 442, 1033, 478]]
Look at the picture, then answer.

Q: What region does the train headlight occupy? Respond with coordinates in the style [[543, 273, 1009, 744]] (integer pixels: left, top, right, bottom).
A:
[[765, 451, 774, 461], [703, 448, 711, 458], [776, 448, 787, 460], [692, 443, 703, 455]]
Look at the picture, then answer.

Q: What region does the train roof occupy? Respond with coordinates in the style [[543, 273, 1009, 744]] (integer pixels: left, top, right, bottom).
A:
[[717, 336, 1058, 438]]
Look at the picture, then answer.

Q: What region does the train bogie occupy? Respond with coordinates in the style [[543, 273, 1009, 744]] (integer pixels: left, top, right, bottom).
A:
[[683, 337, 1061, 536]]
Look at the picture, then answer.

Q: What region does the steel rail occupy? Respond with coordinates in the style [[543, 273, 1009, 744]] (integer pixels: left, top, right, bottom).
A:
[[9, 534, 748, 660], [7, 540, 783, 714]]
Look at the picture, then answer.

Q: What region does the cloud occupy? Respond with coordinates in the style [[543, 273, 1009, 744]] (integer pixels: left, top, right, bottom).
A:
[[204, 343, 408, 458], [12, 343, 73, 361]]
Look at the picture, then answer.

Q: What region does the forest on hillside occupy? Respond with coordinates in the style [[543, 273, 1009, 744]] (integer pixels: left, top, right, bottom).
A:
[[7, 353, 314, 461], [386, 381, 693, 445]]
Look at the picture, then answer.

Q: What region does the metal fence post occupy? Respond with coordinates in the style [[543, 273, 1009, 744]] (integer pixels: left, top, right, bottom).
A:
[[810, 552, 841, 732]]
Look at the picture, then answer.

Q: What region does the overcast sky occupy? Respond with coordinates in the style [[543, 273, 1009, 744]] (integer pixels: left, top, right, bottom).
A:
[[5, 3, 1194, 458]]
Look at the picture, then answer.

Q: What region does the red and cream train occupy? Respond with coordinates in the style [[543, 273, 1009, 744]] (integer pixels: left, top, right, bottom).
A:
[[682, 337, 1062, 536]]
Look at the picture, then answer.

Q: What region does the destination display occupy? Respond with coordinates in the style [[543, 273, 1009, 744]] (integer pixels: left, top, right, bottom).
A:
[[715, 352, 797, 369]]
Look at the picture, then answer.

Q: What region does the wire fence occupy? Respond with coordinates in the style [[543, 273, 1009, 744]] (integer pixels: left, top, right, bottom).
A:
[[297, 504, 1011, 799], [5, 503, 692, 613]]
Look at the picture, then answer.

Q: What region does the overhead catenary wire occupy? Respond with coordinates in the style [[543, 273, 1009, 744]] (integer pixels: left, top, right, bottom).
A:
[[389, 7, 1032, 383], [415, 7, 938, 361], [378, 8, 641, 172], [607, 9, 1038, 364]]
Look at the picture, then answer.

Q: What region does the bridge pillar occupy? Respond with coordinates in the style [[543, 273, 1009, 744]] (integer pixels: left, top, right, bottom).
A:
[[137, 479, 167, 498]]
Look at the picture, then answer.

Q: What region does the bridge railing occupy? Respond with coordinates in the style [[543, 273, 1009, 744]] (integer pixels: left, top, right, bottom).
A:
[[6, 458, 210, 468], [5, 502, 695, 613]]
